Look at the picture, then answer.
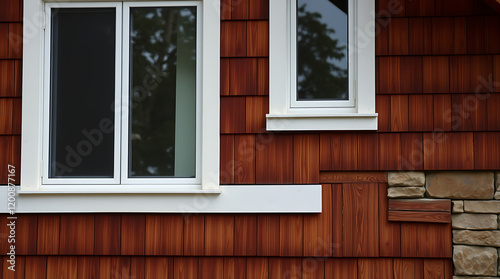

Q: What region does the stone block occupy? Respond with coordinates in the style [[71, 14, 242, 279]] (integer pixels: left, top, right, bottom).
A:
[[453, 200, 464, 213], [495, 191, 500, 200], [453, 245, 498, 276], [426, 172, 494, 199], [388, 172, 425, 187], [464, 201, 500, 214], [453, 230, 500, 247], [452, 214, 498, 230], [387, 187, 425, 198]]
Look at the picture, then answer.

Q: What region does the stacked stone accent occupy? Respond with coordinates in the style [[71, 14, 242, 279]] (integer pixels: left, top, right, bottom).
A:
[[388, 171, 500, 278]]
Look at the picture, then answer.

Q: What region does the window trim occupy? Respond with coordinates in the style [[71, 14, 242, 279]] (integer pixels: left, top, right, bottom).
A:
[[21, 0, 220, 192], [267, 0, 377, 131]]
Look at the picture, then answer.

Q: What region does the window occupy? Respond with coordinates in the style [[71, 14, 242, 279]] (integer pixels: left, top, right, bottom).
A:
[[267, 0, 377, 131], [21, 0, 220, 192]]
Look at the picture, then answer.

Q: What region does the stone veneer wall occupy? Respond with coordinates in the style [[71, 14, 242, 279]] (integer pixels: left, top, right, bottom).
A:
[[388, 171, 500, 279]]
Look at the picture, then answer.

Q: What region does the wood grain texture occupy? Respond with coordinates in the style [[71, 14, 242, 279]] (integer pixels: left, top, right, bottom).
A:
[[280, 214, 303, 257], [249, 0, 268, 19], [436, 0, 473, 16], [198, 258, 223, 279], [293, 134, 319, 184], [8, 23, 22, 59], [220, 134, 235, 184], [423, 56, 450, 93], [37, 214, 60, 255], [255, 134, 293, 184], [0, 98, 13, 134], [0, 0, 20, 21], [77, 256, 99, 279], [388, 18, 409, 55], [46, 256, 77, 279], [400, 133, 424, 170], [405, 0, 435, 16], [391, 95, 409, 132], [343, 183, 379, 257], [409, 95, 433, 131], [424, 259, 445, 279], [302, 257, 324, 279], [247, 21, 268, 57], [320, 172, 387, 183], [303, 184, 333, 257], [174, 257, 198, 279], [234, 214, 257, 256], [388, 211, 451, 223], [453, 17, 467, 54], [234, 134, 256, 184], [444, 259, 453, 279], [0, 60, 15, 97], [451, 94, 488, 131], [94, 214, 121, 255], [467, 17, 485, 54], [450, 55, 493, 93], [393, 258, 416, 279], [247, 257, 268, 279], [269, 258, 302, 279], [229, 58, 258, 95], [376, 20, 388, 56], [220, 0, 231, 20], [325, 258, 357, 279], [379, 133, 401, 170], [183, 215, 204, 255], [257, 58, 269, 95], [25, 256, 47, 279], [376, 95, 391, 132], [400, 56, 423, 94], [389, 199, 451, 212], [145, 257, 173, 279], [423, 132, 474, 170], [245, 96, 268, 133], [319, 133, 358, 171], [120, 214, 145, 255], [12, 98, 21, 134], [401, 223, 452, 258], [145, 214, 183, 255], [0, 24, 9, 58], [204, 215, 234, 256], [0, 136, 12, 184], [131, 257, 145, 279], [485, 16, 500, 54], [99, 256, 130, 279], [231, 0, 249, 19], [223, 257, 246, 279], [358, 133, 379, 170], [408, 18, 425, 55], [59, 214, 94, 255], [487, 94, 500, 130], [256, 215, 279, 256], [378, 57, 400, 94], [15, 214, 38, 255], [221, 21, 246, 57], [379, 184, 401, 257], [220, 96, 246, 133], [495, 56, 500, 93], [433, 94, 452, 131], [358, 258, 393, 279], [221, 58, 230, 95], [432, 17, 454, 54], [474, 132, 500, 170]]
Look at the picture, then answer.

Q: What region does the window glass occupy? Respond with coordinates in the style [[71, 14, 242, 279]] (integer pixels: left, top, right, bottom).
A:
[[296, 0, 348, 101]]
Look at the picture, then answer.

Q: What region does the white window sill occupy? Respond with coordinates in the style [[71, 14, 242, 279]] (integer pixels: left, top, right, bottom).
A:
[[1, 185, 322, 213], [266, 113, 378, 131]]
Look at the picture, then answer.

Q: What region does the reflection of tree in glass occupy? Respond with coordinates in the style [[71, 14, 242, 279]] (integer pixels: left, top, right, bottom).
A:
[[130, 7, 196, 177], [297, 3, 348, 100]]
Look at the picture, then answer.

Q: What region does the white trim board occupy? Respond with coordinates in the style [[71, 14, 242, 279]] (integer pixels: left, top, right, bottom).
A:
[[0, 185, 322, 213]]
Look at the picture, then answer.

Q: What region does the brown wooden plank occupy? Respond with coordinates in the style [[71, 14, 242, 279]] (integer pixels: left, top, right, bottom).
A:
[[376, 95, 391, 132], [319, 171, 387, 183], [0, 136, 12, 184], [280, 214, 303, 257], [474, 132, 500, 170], [379, 184, 401, 257], [247, 21, 268, 57], [131, 257, 145, 279], [246, 257, 268, 279], [495, 56, 500, 93], [234, 214, 257, 256], [174, 257, 198, 279], [342, 183, 379, 257], [120, 214, 145, 255], [303, 184, 332, 257], [12, 98, 21, 135], [467, 17, 485, 54], [444, 259, 453, 279], [25, 256, 47, 279], [447, 132, 474, 169], [94, 214, 121, 255], [378, 57, 400, 94], [0, 98, 13, 134], [432, 17, 454, 55], [293, 134, 319, 184], [220, 134, 235, 184], [409, 95, 433, 131], [408, 18, 424, 55], [423, 56, 449, 93], [422, 133, 445, 170], [485, 16, 500, 54], [223, 257, 246, 279], [145, 214, 183, 255], [198, 258, 223, 279], [0, 0, 20, 21], [220, 0, 231, 19], [301, 258, 324, 279], [10, 136, 20, 183], [0, 60, 15, 97], [15, 214, 37, 255], [424, 259, 445, 279], [0, 24, 9, 58], [204, 215, 234, 256], [99, 256, 130, 279], [388, 18, 409, 55], [257, 58, 269, 95], [245, 96, 268, 133], [394, 258, 416, 279], [8, 23, 22, 59], [451, 94, 488, 131], [14, 60, 21, 97], [249, 0, 268, 19], [37, 214, 60, 255], [358, 258, 393, 279], [234, 134, 256, 184], [389, 211, 451, 223], [256, 214, 279, 256], [400, 56, 423, 94], [77, 256, 99, 279], [231, 0, 249, 19], [391, 95, 409, 132], [325, 258, 357, 279], [401, 222, 452, 257], [379, 133, 401, 170], [400, 133, 424, 170], [221, 21, 246, 57], [183, 215, 204, 255], [376, 19, 388, 56], [59, 214, 94, 255], [389, 199, 451, 212], [221, 96, 246, 133], [450, 55, 493, 93], [2, 256, 24, 278], [229, 58, 258, 95], [221, 58, 230, 95], [330, 184, 343, 257], [269, 258, 302, 279], [319, 133, 358, 171], [454, 17, 467, 54], [255, 134, 293, 184], [436, 0, 473, 16], [358, 133, 379, 170], [47, 256, 77, 279], [487, 94, 500, 130], [405, 0, 435, 16], [145, 257, 173, 279], [433, 94, 452, 132]]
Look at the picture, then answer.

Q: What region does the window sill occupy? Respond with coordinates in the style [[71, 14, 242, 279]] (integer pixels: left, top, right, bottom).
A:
[[1, 185, 322, 213], [266, 113, 378, 131]]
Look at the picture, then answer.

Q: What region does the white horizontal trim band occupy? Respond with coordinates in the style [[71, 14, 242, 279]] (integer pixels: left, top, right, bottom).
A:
[[266, 114, 378, 131]]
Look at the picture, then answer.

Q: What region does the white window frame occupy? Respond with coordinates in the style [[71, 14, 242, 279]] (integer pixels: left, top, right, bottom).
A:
[[267, 0, 377, 131], [21, 0, 220, 193]]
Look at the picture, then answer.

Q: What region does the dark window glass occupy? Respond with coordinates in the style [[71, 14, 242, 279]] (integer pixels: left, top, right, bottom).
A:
[[129, 7, 197, 178], [49, 8, 116, 178], [297, 0, 348, 101]]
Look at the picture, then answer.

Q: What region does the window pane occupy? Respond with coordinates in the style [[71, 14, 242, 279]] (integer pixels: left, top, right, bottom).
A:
[[129, 7, 197, 178], [297, 0, 348, 101], [49, 8, 116, 178]]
